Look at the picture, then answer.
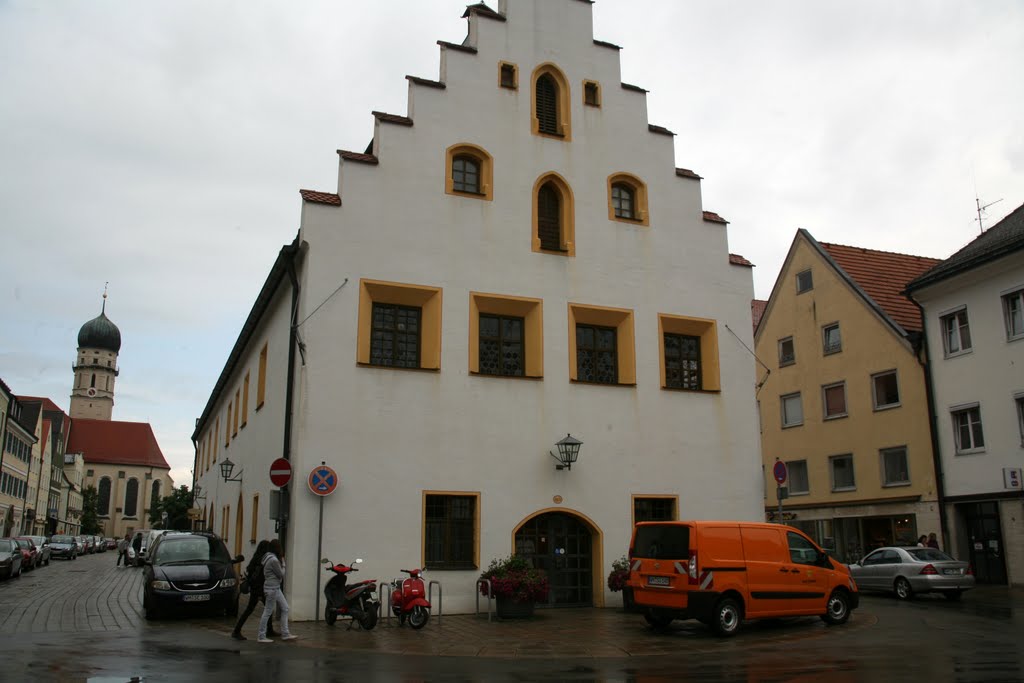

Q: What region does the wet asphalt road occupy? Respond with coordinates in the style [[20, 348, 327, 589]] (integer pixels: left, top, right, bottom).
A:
[[2, 551, 1023, 682]]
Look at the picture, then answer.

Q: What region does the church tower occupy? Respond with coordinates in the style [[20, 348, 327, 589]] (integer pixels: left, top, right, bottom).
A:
[[69, 292, 121, 421]]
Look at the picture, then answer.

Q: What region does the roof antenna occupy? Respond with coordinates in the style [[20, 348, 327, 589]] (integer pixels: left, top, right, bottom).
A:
[[975, 195, 1003, 234]]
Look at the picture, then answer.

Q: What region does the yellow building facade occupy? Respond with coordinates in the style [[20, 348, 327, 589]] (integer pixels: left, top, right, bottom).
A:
[[756, 230, 942, 562]]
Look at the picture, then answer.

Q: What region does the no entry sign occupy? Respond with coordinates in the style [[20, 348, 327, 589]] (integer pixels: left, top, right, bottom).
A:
[[308, 465, 339, 496], [269, 458, 292, 487]]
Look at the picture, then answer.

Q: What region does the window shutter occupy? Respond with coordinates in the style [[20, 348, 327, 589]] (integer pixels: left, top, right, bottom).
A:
[[536, 75, 558, 135], [537, 183, 561, 250]]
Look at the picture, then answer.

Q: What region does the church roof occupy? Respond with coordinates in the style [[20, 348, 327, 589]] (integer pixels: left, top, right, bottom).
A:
[[78, 309, 122, 352], [67, 418, 170, 470]]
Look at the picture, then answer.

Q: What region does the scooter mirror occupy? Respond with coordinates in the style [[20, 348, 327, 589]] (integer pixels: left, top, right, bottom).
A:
[[355, 558, 364, 564], [320, 558, 330, 564]]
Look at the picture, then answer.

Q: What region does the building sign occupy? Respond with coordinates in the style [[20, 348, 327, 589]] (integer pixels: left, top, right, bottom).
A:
[[766, 511, 798, 522], [1004, 468, 1022, 490]]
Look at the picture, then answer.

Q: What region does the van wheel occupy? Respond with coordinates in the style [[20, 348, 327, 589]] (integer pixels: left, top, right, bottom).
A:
[[643, 610, 673, 630], [821, 589, 851, 625], [711, 597, 742, 637], [894, 577, 913, 600]]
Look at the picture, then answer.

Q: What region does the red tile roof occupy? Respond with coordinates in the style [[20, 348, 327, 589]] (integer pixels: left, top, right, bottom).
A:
[[338, 150, 379, 165], [751, 299, 768, 333], [299, 189, 341, 206], [372, 111, 413, 127], [16, 396, 66, 414], [67, 419, 170, 470], [820, 242, 942, 333], [703, 211, 729, 225], [729, 254, 754, 267], [406, 75, 446, 90], [648, 124, 675, 137], [675, 168, 702, 180]]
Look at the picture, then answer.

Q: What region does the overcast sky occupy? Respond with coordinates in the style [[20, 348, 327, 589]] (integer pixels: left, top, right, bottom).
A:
[[1, 0, 1021, 488]]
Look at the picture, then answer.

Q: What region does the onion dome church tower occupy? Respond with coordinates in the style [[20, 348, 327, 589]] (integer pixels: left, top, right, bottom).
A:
[[69, 290, 121, 421]]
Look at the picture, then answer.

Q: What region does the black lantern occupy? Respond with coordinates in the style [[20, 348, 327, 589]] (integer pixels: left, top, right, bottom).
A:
[[219, 458, 243, 483], [550, 433, 583, 471], [192, 484, 206, 503]]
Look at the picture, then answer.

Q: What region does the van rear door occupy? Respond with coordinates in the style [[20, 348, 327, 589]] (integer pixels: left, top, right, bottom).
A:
[[629, 523, 692, 609]]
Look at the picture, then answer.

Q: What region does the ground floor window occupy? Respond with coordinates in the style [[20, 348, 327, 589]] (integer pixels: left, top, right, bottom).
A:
[[424, 493, 477, 570]]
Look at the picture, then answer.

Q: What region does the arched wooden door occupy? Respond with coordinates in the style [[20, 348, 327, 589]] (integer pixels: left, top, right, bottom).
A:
[[514, 512, 594, 607]]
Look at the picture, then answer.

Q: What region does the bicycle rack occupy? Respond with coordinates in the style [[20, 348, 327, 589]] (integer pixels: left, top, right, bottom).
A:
[[377, 580, 394, 626], [428, 580, 442, 625], [475, 578, 493, 622]]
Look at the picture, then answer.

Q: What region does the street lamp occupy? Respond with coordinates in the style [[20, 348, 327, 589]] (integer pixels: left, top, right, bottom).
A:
[[549, 433, 583, 471], [219, 458, 243, 483], [192, 484, 206, 503]]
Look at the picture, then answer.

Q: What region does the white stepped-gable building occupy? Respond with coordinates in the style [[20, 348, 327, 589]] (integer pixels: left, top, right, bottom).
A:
[[194, 0, 763, 619]]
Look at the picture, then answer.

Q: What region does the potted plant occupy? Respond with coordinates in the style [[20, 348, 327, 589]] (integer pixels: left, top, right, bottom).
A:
[[478, 554, 549, 618], [607, 555, 634, 609]]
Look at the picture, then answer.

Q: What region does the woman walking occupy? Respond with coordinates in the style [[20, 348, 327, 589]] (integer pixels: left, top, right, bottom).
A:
[[257, 538, 297, 643], [231, 540, 276, 640]]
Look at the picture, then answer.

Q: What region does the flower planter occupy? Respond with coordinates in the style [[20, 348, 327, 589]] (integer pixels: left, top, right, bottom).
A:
[[496, 597, 535, 619]]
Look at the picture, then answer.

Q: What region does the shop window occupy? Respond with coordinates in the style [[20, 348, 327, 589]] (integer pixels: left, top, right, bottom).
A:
[[445, 143, 493, 201]]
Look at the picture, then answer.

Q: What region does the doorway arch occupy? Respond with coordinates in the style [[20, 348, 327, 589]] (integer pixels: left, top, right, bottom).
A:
[[512, 508, 604, 607]]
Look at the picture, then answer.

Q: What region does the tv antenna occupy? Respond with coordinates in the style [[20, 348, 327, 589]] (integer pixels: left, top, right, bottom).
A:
[[975, 195, 1003, 234]]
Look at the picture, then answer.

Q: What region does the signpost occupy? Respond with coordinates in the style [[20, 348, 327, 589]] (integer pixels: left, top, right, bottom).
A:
[[308, 463, 339, 622], [773, 459, 788, 525]]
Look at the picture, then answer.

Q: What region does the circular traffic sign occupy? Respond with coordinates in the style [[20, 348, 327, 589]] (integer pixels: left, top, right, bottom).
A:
[[773, 460, 788, 484], [308, 465, 339, 496], [269, 458, 292, 487]]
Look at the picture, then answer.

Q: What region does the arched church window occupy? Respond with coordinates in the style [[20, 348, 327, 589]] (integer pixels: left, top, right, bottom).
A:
[[151, 480, 161, 505], [97, 477, 111, 516], [124, 478, 139, 517], [90, 374, 96, 388]]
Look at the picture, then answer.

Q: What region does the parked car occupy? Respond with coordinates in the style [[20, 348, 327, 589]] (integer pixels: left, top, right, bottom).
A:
[[105, 537, 118, 550], [130, 529, 154, 567], [49, 535, 78, 561], [25, 536, 51, 566], [848, 546, 975, 600], [92, 535, 106, 553], [72, 536, 85, 555], [142, 531, 243, 620], [14, 538, 39, 570], [0, 538, 24, 579]]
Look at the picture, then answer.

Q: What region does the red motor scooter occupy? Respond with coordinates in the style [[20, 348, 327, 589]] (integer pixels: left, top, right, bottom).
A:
[[322, 558, 379, 630], [389, 567, 431, 629]]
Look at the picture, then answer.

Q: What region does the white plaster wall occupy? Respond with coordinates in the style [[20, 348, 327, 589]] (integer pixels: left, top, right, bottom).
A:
[[915, 253, 1024, 497]]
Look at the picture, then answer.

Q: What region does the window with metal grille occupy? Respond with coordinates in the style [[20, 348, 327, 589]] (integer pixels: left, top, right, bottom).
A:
[[537, 182, 562, 251], [664, 333, 701, 390], [536, 74, 559, 135], [634, 497, 675, 522], [370, 303, 421, 368], [452, 155, 481, 194], [425, 494, 477, 570], [576, 323, 617, 384], [479, 314, 524, 376], [611, 183, 635, 220]]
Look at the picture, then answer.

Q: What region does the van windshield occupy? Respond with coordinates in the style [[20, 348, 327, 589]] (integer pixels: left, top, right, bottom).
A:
[[633, 524, 690, 560]]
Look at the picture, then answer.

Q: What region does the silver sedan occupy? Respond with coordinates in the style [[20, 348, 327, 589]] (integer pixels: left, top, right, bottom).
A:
[[849, 546, 974, 600]]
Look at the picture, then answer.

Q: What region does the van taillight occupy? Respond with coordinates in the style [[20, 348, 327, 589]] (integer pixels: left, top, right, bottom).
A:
[[688, 554, 698, 584], [919, 564, 938, 576]]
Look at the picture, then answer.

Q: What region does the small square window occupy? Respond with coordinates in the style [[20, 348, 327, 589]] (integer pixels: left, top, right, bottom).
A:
[[781, 392, 803, 428], [830, 454, 856, 491], [1003, 289, 1024, 340], [941, 309, 972, 356], [778, 337, 795, 366], [872, 370, 900, 410], [796, 269, 813, 293], [499, 62, 518, 90], [583, 80, 601, 107], [786, 460, 809, 495], [823, 323, 842, 355], [881, 447, 910, 486], [633, 497, 676, 522], [952, 405, 985, 453], [823, 382, 848, 419]]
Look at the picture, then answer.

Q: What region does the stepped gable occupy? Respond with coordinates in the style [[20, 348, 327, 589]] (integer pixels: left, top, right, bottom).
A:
[[67, 418, 170, 470], [820, 242, 941, 333]]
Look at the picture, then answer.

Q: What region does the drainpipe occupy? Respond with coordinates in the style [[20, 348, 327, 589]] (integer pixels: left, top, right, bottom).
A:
[[908, 297, 951, 549], [280, 243, 302, 553]]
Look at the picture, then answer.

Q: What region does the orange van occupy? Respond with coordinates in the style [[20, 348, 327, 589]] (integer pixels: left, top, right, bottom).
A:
[[627, 520, 858, 636]]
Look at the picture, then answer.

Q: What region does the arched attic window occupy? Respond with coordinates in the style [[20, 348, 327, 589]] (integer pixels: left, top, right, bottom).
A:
[[532, 173, 575, 256], [531, 65, 571, 140], [445, 143, 493, 201], [607, 173, 650, 226]]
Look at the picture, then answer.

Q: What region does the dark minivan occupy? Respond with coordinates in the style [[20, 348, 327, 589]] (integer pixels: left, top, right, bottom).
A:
[[142, 532, 243, 620]]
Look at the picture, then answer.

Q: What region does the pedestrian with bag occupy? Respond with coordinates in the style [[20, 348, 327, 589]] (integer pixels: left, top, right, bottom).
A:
[[116, 532, 131, 567], [231, 540, 276, 640], [257, 538, 297, 643]]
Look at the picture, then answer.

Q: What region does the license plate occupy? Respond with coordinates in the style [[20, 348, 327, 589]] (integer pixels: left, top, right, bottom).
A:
[[183, 594, 211, 602], [943, 569, 961, 575], [647, 576, 671, 587]]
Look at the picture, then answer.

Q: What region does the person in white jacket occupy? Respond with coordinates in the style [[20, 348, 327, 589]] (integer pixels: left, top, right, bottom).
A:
[[257, 538, 297, 643]]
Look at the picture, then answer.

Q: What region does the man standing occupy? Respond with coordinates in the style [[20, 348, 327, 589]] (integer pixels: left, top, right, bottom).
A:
[[116, 532, 130, 567], [927, 533, 940, 550]]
